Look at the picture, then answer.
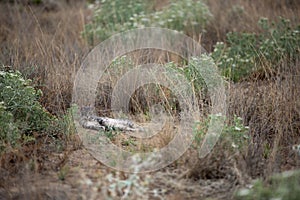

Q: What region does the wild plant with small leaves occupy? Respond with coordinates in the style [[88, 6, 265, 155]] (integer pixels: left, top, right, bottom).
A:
[[83, 0, 212, 45], [0, 69, 54, 152], [211, 17, 300, 81]]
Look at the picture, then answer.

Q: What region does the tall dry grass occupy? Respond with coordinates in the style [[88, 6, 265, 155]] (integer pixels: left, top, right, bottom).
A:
[[0, 0, 299, 199], [1, 0, 298, 115], [0, 1, 88, 114], [228, 61, 300, 177]]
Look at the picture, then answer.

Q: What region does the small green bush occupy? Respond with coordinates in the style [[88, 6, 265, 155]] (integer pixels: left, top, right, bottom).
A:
[[0, 69, 53, 151], [83, 0, 152, 44], [0, 101, 19, 149], [211, 17, 300, 82], [126, 0, 212, 33], [235, 170, 300, 200], [194, 115, 249, 151], [83, 0, 212, 45]]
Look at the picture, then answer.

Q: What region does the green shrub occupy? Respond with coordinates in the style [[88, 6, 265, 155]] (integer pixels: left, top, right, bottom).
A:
[[258, 17, 300, 62], [83, 0, 212, 45], [211, 17, 300, 82], [83, 0, 153, 44], [193, 115, 249, 151], [0, 69, 53, 151], [126, 0, 212, 33], [235, 170, 300, 200], [0, 101, 19, 149]]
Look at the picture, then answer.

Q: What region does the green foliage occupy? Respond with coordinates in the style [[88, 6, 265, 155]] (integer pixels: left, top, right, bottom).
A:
[[258, 17, 300, 62], [194, 115, 249, 150], [223, 115, 250, 149], [211, 17, 300, 82], [83, 0, 212, 45], [103, 154, 164, 199], [166, 54, 216, 94], [105, 172, 152, 199], [106, 55, 135, 79], [0, 101, 19, 150], [0, 69, 53, 151], [100, 129, 119, 140], [54, 104, 77, 137], [235, 170, 300, 200], [126, 0, 212, 33], [83, 0, 152, 44]]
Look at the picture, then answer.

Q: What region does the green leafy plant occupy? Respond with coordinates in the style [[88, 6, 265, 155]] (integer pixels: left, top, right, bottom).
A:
[[165, 54, 216, 94], [83, 0, 153, 44], [235, 170, 300, 200], [258, 17, 300, 62], [194, 115, 249, 150], [211, 17, 300, 81], [126, 0, 212, 33], [83, 0, 212, 45], [0, 101, 19, 150], [0, 69, 54, 152], [211, 35, 256, 81], [103, 154, 165, 199]]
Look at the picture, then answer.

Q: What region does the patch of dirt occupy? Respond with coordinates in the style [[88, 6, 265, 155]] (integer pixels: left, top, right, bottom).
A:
[[0, 139, 244, 200]]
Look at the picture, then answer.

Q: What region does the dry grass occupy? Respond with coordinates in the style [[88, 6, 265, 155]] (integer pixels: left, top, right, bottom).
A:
[[203, 0, 300, 51], [228, 61, 300, 177], [0, 1, 89, 114], [0, 0, 300, 199]]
